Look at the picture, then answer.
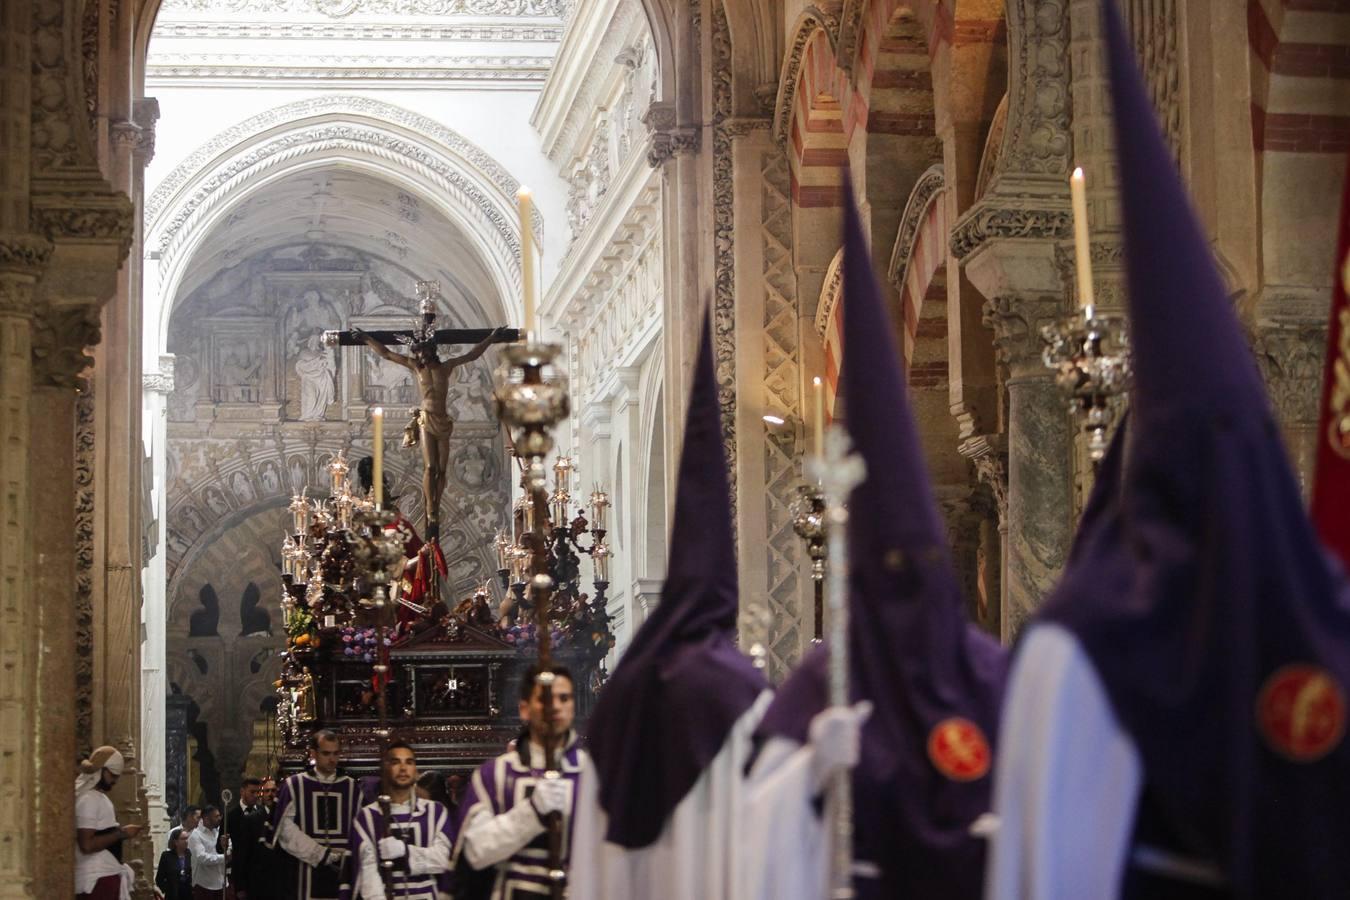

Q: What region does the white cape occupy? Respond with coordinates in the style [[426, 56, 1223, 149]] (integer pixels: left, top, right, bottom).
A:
[[984, 623, 1141, 900], [739, 734, 832, 900], [569, 690, 772, 900]]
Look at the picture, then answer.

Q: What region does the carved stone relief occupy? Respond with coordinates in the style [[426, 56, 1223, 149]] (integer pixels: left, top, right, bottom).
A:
[[75, 392, 96, 754], [711, 0, 737, 516], [999, 0, 1072, 178]]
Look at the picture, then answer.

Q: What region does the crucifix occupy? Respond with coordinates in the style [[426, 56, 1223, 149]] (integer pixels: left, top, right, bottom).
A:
[[324, 280, 518, 540]]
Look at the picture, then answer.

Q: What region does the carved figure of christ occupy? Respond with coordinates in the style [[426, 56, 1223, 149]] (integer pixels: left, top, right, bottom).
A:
[[347, 326, 512, 535]]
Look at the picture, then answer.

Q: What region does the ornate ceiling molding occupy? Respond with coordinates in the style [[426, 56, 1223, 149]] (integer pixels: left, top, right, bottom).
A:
[[147, 96, 529, 232], [538, 0, 646, 165], [157, 0, 565, 16], [149, 20, 564, 39], [771, 6, 840, 146], [146, 54, 553, 84], [151, 126, 525, 288]]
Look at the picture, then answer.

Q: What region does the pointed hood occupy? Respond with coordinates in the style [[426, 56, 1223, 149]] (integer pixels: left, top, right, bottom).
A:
[[1034, 3, 1350, 895], [585, 313, 765, 848], [757, 178, 1007, 898]]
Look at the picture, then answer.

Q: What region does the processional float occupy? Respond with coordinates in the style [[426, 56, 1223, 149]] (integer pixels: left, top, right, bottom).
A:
[[273, 193, 615, 792]]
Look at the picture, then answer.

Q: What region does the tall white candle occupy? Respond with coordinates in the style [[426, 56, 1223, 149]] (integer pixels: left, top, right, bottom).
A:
[[372, 407, 384, 508], [518, 187, 536, 335], [812, 377, 825, 459], [1070, 167, 1095, 311]]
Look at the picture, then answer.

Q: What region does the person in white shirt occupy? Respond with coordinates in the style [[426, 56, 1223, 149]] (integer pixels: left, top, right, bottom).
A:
[[349, 740, 454, 900], [75, 746, 142, 900], [188, 805, 229, 900]]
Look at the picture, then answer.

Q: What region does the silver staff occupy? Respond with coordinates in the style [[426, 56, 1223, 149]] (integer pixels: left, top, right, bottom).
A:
[[807, 426, 865, 900]]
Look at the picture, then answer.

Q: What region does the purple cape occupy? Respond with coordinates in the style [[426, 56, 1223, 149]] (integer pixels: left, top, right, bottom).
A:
[[1033, 3, 1350, 895], [584, 313, 766, 848], [755, 178, 1007, 898]]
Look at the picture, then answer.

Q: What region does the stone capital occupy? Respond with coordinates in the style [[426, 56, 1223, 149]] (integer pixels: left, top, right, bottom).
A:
[[984, 293, 1069, 377], [644, 101, 700, 167], [143, 354, 177, 395], [1253, 318, 1329, 427], [31, 300, 102, 390], [30, 176, 136, 264]]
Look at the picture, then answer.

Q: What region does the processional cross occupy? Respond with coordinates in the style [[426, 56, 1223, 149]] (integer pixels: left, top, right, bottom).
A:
[[323, 280, 518, 540]]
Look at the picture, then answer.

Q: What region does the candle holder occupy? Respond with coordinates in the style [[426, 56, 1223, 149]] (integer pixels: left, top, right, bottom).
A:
[[1041, 307, 1132, 461], [789, 483, 827, 643]]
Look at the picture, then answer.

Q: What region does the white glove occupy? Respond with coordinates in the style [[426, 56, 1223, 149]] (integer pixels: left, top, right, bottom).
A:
[[530, 778, 569, 817], [323, 847, 348, 870], [378, 837, 407, 860], [808, 701, 873, 793]]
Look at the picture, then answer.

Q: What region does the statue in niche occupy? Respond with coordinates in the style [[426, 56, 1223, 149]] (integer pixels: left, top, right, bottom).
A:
[[285, 288, 340, 421], [203, 487, 229, 517], [231, 470, 255, 504], [295, 334, 336, 421], [258, 460, 282, 496], [239, 582, 271, 636], [190, 584, 221, 638]]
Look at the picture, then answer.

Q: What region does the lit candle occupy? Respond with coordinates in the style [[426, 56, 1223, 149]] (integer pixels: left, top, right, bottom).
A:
[[518, 186, 536, 336], [812, 376, 824, 459], [372, 407, 384, 508], [1069, 167, 1095, 311]]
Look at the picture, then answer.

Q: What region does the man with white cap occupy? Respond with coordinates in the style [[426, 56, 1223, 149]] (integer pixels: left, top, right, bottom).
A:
[[75, 745, 142, 900]]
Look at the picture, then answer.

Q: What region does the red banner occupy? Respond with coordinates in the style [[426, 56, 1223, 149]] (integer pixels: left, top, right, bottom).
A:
[[1311, 155, 1350, 569]]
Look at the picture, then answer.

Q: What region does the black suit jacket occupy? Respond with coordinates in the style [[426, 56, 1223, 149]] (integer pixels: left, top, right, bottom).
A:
[[238, 805, 286, 900], [155, 849, 193, 900]]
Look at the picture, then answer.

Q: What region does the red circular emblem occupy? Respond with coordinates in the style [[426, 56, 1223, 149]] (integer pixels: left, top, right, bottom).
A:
[[927, 717, 991, 781], [1256, 665, 1347, 762]]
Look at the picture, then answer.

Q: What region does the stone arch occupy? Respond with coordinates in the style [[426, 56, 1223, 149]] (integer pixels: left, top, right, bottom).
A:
[[146, 98, 538, 352], [814, 247, 845, 418], [848, 3, 943, 295], [774, 10, 847, 202], [888, 164, 947, 365]]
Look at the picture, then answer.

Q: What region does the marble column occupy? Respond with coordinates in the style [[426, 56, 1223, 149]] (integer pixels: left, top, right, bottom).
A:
[[960, 234, 1075, 638], [142, 355, 175, 848]]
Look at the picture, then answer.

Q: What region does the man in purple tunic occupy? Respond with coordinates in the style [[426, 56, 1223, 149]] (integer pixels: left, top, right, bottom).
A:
[[450, 664, 585, 899], [271, 730, 362, 900], [347, 741, 454, 900], [568, 315, 773, 899], [986, 3, 1350, 898], [745, 177, 1007, 900]]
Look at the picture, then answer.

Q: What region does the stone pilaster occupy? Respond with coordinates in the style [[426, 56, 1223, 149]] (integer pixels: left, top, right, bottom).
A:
[[29, 309, 92, 900], [141, 354, 175, 847], [0, 234, 51, 900]]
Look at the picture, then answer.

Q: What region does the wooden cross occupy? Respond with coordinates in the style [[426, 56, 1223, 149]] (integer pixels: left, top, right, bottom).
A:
[[321, 281, 520, 350]]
